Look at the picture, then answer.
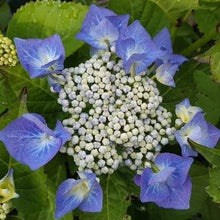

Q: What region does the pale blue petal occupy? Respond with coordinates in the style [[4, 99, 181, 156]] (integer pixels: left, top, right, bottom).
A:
[[148, 167, 175, 185], [156, 177, 192, 209], [0, 113, 62, 170], [47, 75, 63, 92], [155, 153, 193, 186], [204, 123, 220, 148], [14, 34, 65, 78], [55, 179, 86, 219], [76, 18, 119, 49], [78, 181, 103, 212]]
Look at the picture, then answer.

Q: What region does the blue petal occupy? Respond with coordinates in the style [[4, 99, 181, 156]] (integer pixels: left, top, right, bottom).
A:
[[154, 153, 193, 187], [77, 171, 96, 189], [81, 4, 115, 28], [153, 27, 173, 54], [14, 34, 65, 78], [78, 180, 103, 212], [148, 167, 175, 185], [156, 177, 192, 209], [0, 113, 62, 170], [54, 120, 71, 145], [140, 168, 169, 203], [76, 18, 119, 49], [107, 14, 130, 32], [55, 179, 87, 219], [164, 54, 188, 65]]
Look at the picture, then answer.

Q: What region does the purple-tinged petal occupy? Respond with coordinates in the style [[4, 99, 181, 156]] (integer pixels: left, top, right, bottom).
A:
[[164, 54, 188, 65], [156, 177, 192, 209], [107, 14, 130, 32], [78, 181, 103, 212], [134, 174, 141, 186], [54, 120, 71, 145], [0, 113, 63, 170], [153, 27, 173, 54], [14, 34, 65, 78], [55, 179, 88, 219], [155, 153, 193, 186], [81, 4, 115, 28], [0, 168, 19, 203]]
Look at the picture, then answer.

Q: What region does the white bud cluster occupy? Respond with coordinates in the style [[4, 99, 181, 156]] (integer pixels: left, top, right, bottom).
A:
[[54, 51, 175, 175], [0, 201, 11, 220]]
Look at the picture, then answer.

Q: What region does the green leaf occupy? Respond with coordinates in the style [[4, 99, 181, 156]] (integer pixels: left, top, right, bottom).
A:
[[188, 139, 220, 167], [6, 0, 88, 57], [0, 87, 28, 130], [0, 65, 66, 128], [74, 170, 132, 220], [196, 42, 220, 82], [206, 167, 220, 204], [0, 1, 11, 32], [109, 0, 147, 23], [150, 0, 199, 22], [193, 69, 220, 124], [195, 5, 220, 39], [139, 1, 171, 37]]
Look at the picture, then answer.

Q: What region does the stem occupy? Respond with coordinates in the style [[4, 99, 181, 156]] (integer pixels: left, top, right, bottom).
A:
[[150, 162, 160, 173], [8, 156, 12, 169], [130, 64, 135, 78], [181, 27, 219, 57]]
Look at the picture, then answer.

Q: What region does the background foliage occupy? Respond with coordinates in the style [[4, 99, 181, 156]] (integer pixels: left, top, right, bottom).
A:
[[0, 0, 220, 219]]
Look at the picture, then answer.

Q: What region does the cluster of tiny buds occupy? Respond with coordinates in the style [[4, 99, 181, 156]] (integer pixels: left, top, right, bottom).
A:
[[0, 201, 11, 220], [0, 33, 18, 67], [54, 49, 175, 175]]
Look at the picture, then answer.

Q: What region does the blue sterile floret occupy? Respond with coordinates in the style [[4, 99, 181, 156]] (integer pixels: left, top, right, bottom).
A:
[[55, 171, 103, 219], [175, 98, 203, 124], [134, 153, 193, 209], [0, 113, 71, 170], [76, 4, 129, 50], [153, 28, 188, 87], [0, 168, 19, 203], [116, 20, 161, 74], [14, 34, 65, 78], [175, 112, 220, 157]]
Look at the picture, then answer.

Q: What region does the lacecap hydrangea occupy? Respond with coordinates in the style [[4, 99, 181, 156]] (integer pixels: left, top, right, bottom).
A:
[[1, 3, 219, 219]]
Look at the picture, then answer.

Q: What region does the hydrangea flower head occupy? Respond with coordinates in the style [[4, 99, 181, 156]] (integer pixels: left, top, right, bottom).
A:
[[55, 171, 103, 219], [175, 98, 203, 123], [135, 153, 193, 209], [175, 113, 220, 157], [76, 4, 129, 50], [153, 28, 188, 87], [0, 169, 19, 203], [0, 113, 71, 170], [14, 34, 65, 78], [116, 20, 161, 74]]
